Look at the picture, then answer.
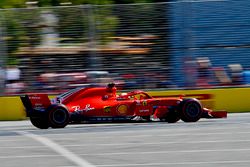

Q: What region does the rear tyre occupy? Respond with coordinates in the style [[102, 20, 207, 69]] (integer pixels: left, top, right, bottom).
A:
[[48, 106, 69, 128], [179, 98, 202, 122], [165, 110, 180, 123], [30, 117, 49, 129], [157, 106, 180, 123]]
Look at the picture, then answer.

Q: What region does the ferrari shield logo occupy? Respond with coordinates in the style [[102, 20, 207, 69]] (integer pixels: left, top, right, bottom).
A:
[[142, 100, 147, 106]]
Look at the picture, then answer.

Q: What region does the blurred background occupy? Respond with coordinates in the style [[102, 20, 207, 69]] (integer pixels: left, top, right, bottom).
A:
[[1, 0, 250, 95]]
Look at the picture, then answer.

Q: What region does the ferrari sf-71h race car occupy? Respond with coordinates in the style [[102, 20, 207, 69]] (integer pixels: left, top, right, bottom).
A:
[[20, 83, 227, 129]]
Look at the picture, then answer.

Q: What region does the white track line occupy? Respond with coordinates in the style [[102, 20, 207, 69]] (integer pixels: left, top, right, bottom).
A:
[[2, 148, 250, 159], [1, 138, 250, 148], [95, 160, 250, 167], [16, 131, 96, 167], [45, 130, 250, 140]]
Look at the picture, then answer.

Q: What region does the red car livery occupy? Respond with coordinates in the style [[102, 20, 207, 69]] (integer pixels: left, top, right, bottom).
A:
[[20, 83, 227, 129]]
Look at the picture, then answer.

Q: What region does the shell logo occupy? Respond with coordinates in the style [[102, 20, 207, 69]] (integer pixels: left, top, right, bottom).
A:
[[117, 104, 128, 115]]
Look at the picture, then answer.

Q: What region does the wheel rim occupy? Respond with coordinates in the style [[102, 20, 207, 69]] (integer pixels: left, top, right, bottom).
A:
[[185, 102, 201, 118], [52, 108, 67, 124]]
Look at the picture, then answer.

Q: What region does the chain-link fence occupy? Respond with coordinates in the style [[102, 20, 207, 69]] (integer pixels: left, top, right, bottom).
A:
[[169, 0, 250, 87], [1, 1, 250, 95]]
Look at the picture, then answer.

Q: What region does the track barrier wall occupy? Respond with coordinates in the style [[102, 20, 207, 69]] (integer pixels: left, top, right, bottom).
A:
[[148, 87, 250, 113], [0, 96, 26, 120], [1, 87, 250, 120]]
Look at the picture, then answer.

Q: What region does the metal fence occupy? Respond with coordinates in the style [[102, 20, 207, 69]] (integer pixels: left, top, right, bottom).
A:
[[169, 0, 250, 87], [0, 1, 250, 95]]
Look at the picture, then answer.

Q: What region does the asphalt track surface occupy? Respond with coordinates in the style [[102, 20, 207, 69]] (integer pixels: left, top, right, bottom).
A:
[[1, 113, 250, 167]]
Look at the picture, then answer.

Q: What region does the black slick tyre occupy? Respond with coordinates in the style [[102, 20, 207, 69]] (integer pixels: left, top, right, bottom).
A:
[[30, 117, 49, 129], [179, 98, 202, 122], [48, 105, 69, 128], [157, 106, 180, 123], [165, 110, 180, 123]]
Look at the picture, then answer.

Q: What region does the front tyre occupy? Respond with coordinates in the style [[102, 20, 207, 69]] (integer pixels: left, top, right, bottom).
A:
[[179, 98, 202, 122], [48, 106, 69, 128], [30, 117, 49, 129]]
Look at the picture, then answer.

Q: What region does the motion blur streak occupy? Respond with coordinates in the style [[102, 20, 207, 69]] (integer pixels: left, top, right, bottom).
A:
[[16, 131, 96, 167]]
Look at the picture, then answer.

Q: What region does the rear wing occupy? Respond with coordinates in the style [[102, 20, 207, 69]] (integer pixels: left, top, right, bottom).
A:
[[20, 94, 51, 116]]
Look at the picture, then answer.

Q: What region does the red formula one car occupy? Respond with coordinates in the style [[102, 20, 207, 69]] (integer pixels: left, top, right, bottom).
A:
[[20, 83, 227, 129]]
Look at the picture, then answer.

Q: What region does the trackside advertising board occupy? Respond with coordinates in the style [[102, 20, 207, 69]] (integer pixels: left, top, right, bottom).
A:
[[0, 96, 26, 120], [0, 87, 250, 120], [148, 87, 250, 113]]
